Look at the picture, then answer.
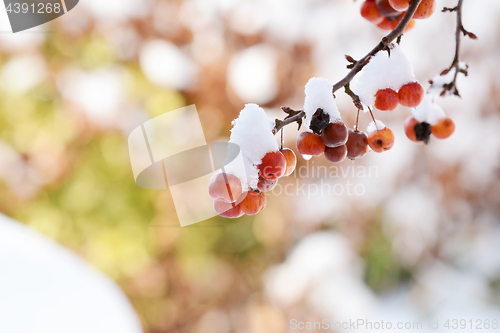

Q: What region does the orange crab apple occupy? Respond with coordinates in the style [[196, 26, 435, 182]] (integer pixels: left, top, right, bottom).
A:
[[258, 151, 286, 180], [413, 0, 436, 19], [257, 176, 277, 192], [208, 172, 242, 203], [403, 116, 420, 142], [214, 199, 243, 218], [361, 0, 384, 24], [296, 131, 325, 157], [239, 190, 267, 215], [280, 148, 297, 177], [374, 88, 399, 111], [391, 14, 415, 31], [377, 16, 396, 30], [398, 82, 424, 107], [367, 127, 395, 152], [432, 117, 455, 139], [403, 17, 416, 32]]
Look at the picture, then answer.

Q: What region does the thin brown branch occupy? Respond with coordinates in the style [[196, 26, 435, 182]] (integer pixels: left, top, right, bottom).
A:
[[344, 83, 364, 111], [275, 110, 305, 133], [436, 0, 475, 97], [449, 0, 464, 95], [273, 0, 422, 133], [331, 0, 422, 93]]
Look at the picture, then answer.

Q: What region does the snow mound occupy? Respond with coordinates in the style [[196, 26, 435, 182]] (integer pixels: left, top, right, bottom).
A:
[[367, 119, 387, 133], [351, 44, 415, 107], [303, 77, 341, 127], [227, 103, 278, 189], [413, 94, 446, 125]]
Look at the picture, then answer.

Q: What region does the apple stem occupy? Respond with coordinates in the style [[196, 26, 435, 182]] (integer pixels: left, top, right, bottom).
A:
[[280, 128, 284, 150], [355, 109, 360, 132], [367, 106, 378, 130]]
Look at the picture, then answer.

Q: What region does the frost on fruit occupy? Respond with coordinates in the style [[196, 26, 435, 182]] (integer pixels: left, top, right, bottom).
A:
[[227, 103, 279, 190], [367, 119, 387, 133], [351, 43, 415, 107], [303, 77, 341, 127], [412, 94, 446, 126]]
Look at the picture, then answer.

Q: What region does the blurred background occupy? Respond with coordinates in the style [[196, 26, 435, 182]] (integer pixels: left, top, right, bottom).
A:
[[1, 0, 500, 332]]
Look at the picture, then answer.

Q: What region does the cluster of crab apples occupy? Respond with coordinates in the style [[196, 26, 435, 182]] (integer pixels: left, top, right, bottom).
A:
[[297, 120, 394, 163], [209, 38, 458, 219], [208, 148, 297, 218], [360, 0, 436, 31], [404, 115, 455, 143], [375, 81, 424, 110]]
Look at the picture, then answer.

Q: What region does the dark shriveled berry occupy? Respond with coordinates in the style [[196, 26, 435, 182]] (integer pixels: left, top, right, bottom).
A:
[[310, 108, 330, 135], [414, 122, 432, 144]]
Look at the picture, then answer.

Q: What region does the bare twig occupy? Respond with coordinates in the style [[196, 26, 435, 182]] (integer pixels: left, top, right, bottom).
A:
[[331, 0, 422, 93], [436, 0, 475, 97], [344, 83, 364, 111], [275, 109, 305, 133], [273, 0, 422, 133]]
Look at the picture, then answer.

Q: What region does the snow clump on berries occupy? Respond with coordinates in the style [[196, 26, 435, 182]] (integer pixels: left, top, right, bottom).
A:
[[303, 77, 341, 126], [367, 119, 387, 133], [227, 103, 279, 190], [412, 94, 446, 125], [351, 44, 415, 107]]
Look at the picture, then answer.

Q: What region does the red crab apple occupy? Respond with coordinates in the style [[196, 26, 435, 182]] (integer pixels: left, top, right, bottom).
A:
[[367, 127, 395, 152], [321, 122, 348, 148], [413, 0, 436, 19], [258, 151, 286, 180], [390, 14, 415, 32], [257, 176, 277, 192], [377, 16, 396, 30], [214, 199, 243, 218], [208, 172, 242, 203], [403, 116, 420, 142], [346, 130, 369, 160], [398, 82, 424, 107], [296, 131, 325, 157], [432, 117, 455, 139], [239, 190, 267, 215], [280, 148, 297, 177], [388, 0, 410, 11], [361, 0, 384, 24], [325, 145, 348, 163], [374, 88, 399, 111]]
